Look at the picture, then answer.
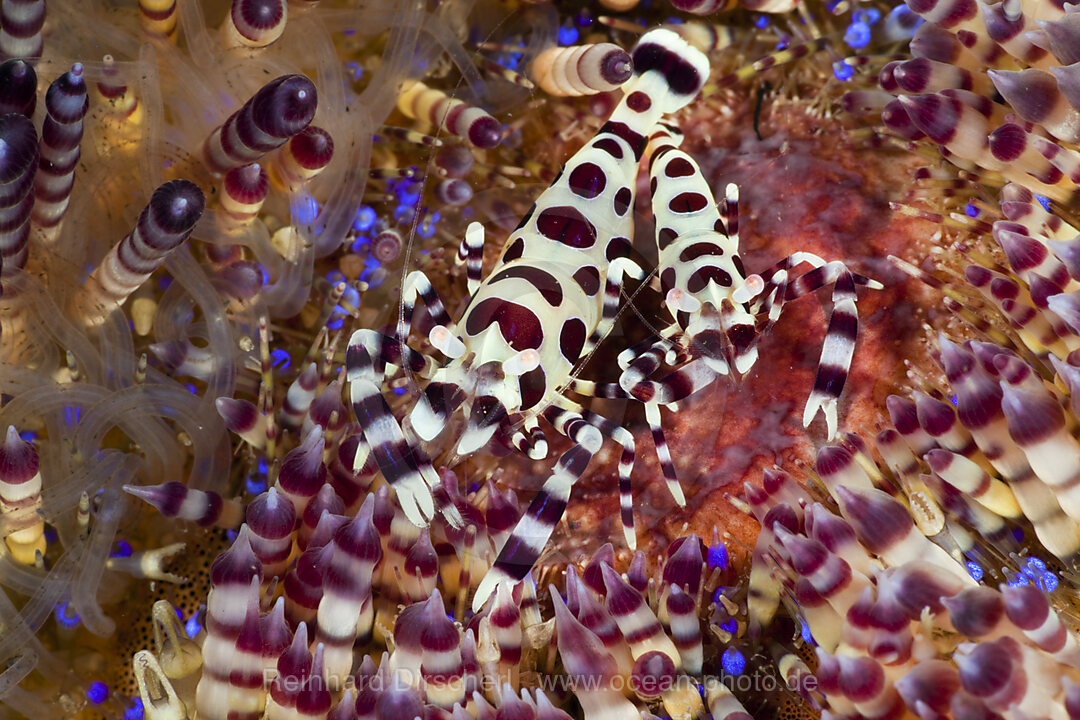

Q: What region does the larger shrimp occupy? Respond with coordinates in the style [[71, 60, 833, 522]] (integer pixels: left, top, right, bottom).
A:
[[346, 28, 711, 611]]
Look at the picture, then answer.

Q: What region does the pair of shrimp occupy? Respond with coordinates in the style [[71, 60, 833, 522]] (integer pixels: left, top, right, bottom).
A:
[[347, 27, 878, 611]]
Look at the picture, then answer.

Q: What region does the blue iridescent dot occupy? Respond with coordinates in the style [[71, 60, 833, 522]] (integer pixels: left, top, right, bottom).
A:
[[576, 10, 593, 27], [707, 543, 729, 570], [1028, 557, 1046, 572], [294, 195, 319, 225], [720, 618, 737, 633], [87, 682, 109, 704], [1013, 527, 1025, 541], [327, 270, 346, 285], [55, 602, 80, 629], [1007, 574, 1030, 588], [393, 386, 408, 395], [557, 24, 579, 45], [845, 21, 871, 49], [111, 540, 133, 558], [499, 52, 522, 71], [18, 430, 37, 442], [226, 529, 238, 542], [246, 475, 267, 495], [832, 61, 854, 81], [418, 211, 440, 239], [713, 587, 724, 604], [344, 61, 363, 81], [185, 383, 198, 395], [1042, 572, 1059, 592], [125, 698, 144, 720], [965, 202, 980, 217], [1036, 194, 1051, 210], [397, 182, 422, 206], [721, 648, 746, 676], [342, 287, 360, 308], [360, 254, 382, 284], [800, 620, 815, 645], [185, 614, 203, 638], [64, 406, 81, 424], [853, 8, 880, 24], [394, 203, 416, 225], [257, 458, 269, 474], [754, 15, 769, 27], [271, 348, 291, 371], [965, 561, 983, 581], [354, 205, 377, 233]]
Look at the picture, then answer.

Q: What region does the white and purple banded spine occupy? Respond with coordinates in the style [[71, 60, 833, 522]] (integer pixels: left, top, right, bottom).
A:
[[204, 74, 318, 175], [273, 125, 334, 188], [0, 0, 44, 60], [78, 179, 205, 326], [221, 163, 270, 225], [33, 64, 89, 234], [396, 81, 502, 149], [223, 0, 288, 48], [0, 112, 37, 279], [531, 43, 633, 97]]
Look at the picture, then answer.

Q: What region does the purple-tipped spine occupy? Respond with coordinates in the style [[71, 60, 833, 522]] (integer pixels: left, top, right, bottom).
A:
[[204, 74, 318, 175], [0, 113, 38, 277], [80, 179, 205, 325], [33, 64, 89, 231]]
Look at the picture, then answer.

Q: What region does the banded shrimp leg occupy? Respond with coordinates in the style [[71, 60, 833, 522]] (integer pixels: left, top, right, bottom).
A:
[[346, 326, 465, 529]]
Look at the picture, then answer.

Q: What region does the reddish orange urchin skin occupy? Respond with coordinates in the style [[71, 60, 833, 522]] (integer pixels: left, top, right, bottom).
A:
[[547, 94, 944, 572]]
